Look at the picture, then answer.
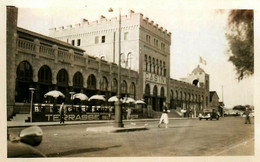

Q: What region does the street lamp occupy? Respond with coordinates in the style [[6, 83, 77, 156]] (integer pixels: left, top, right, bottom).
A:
[[109, 7, 124, 127], [125, 52, 132, 69], [69, 92, 76, 110], [29, 88, 36, 122]]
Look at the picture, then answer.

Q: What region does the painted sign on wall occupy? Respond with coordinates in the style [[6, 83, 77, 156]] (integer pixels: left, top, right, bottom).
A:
[[144, 72, 166, 84]]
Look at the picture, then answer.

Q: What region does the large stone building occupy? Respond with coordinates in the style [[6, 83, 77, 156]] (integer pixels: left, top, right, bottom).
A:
[[6, 6, 138, 118], [7, 6, 210, 119]]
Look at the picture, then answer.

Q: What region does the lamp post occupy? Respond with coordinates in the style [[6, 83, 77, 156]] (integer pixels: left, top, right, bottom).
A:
[[109, 8, 124, 127], [69, 92, 75, 110], [29, 88, 36, 122], [125, 52, 132, 69]]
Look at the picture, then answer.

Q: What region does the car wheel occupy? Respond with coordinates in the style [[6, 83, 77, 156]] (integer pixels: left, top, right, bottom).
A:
[[199, 118, 201, 120], [210, 118, 212, 120], [206, 119, 208, 120]]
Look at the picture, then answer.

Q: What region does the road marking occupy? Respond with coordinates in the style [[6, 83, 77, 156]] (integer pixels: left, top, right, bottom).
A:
[[212, 138, 254, 156]]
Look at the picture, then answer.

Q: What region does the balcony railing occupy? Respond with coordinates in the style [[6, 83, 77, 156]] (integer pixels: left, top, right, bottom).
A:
[[39, 45, 55, 57], [16, 38, 138, 77], [17, 39, 36, 52]]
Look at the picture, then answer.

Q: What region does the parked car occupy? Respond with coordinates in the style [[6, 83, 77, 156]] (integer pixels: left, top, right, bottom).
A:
[[8, 126, 46, 157], [199, 112, 220, 120]]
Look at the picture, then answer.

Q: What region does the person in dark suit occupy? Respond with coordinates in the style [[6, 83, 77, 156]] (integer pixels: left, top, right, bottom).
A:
[[244, 107, 251, 124]]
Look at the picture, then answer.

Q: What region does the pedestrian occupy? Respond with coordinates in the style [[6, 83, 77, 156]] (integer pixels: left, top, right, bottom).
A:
[[158, 102, 169, 128], [59, 102, 66, 124], [126, 107, 132, 120], [244, 107, 251, 124], [108, 106, 113, 120]]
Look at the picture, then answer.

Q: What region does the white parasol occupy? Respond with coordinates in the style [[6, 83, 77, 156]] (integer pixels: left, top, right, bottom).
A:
[[88, 95, 106, 101], [135, 100, 146, 104], [44, 90, 65, 98], [108, 96, 119, 102], [73, 93, 89, 101]]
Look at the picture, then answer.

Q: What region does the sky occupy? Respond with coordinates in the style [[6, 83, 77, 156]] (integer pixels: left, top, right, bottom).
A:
[[5, 0, 258, 108]]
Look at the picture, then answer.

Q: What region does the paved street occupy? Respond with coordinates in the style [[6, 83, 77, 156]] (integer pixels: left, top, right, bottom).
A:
[[8, 117, 254, 157]]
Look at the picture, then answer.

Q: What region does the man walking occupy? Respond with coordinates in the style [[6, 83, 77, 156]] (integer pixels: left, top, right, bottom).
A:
[[244, 107, 251, 124], [59, 102, 66, 124], [158, 102, 169, 128]]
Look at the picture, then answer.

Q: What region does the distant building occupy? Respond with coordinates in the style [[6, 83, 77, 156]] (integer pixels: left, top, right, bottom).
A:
[[209, 91, 220, 111]]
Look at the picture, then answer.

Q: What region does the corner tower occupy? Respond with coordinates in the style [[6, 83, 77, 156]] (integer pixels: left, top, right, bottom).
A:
[[181, 65, 210, 110]]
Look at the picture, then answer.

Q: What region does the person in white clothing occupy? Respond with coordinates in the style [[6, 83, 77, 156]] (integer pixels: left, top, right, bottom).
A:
[[158, 102, 169, 128]]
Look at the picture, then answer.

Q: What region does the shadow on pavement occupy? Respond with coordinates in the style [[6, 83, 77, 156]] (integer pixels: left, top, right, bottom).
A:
[[46, 145, 121, 157]]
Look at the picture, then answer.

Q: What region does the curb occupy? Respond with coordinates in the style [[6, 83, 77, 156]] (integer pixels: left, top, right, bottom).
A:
[[7, 117, 194, 128]]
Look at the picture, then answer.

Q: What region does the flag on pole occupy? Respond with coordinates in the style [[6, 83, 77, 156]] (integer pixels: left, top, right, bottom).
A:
[[199, 56, 207, 65]]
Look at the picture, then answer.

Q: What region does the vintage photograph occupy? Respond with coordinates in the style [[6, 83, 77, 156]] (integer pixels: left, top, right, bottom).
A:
[[3, 0, 257, 160]]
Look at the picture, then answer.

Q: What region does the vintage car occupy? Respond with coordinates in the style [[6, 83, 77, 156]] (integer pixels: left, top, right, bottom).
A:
[[199, 112, 220, 120], [8, 126, 46, 157]]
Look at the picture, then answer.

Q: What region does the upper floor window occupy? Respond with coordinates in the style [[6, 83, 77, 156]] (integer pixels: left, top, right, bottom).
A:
[[77, 39, 81, 46], [146, 35, 151, 43], [101, 35, 106, 43], [95, 36, 99, 44], [154, 39, 158, 47], [144, 55, 147, 62], [124, 32, 129, 40], [71, 40, 75, 46], [161, 42, 165, 51]]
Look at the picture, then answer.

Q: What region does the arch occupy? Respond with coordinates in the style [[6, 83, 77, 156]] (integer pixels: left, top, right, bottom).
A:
[[100, 76, 108, 91], [145, 84, 150, 96], [73, 72, 83, 88], [121, 80, 127, 95], [16, 61, 33, 82], [57, 69, 69, 86], [129, 82, 136, 96], [73, 72, 83, 93], [38, 65, 52, 103], [175, 90, 178, 99], [170, 90, 174, 99], [192, 79, 199, 86], [111, 78, 118, 93], [56, 69, 69, 103], [15, 61, 33, 102], [160, 87, 165, 98], [38, 65, 52, 84], [87, 74, 96, 90], [153, 85, 158, 97]]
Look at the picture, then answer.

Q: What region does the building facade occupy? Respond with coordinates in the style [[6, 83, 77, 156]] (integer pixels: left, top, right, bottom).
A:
[[6, 6, 138, 118], [7, 7, 210, 119], [49, 10, 171, 111]]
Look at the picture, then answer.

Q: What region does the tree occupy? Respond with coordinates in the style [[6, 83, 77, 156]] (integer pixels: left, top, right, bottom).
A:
[[226, 10, 254, 81]]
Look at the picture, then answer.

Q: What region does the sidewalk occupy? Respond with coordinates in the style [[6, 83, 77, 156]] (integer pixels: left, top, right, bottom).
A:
[[7, 117, 190, 128]]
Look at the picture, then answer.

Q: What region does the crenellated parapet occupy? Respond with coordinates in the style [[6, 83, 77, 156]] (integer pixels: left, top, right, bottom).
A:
[[49, 9, 171, 38]]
